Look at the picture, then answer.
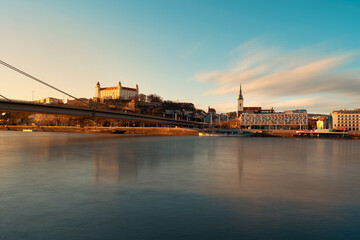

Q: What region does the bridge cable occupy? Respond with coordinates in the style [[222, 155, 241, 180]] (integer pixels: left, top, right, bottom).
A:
[[0, 59, 88, 106], [0, 94, 10, 101]]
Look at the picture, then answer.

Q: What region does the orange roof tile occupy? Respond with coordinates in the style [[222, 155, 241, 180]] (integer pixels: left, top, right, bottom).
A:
[[101, 87, 118, 90]]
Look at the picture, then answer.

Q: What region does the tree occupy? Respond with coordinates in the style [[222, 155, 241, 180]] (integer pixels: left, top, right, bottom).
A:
[[147, 94, 163, 103], [138, 94, 146, 102], [8, 112, 31, 125]]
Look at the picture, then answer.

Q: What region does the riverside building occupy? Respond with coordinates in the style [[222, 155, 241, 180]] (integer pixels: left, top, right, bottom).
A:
[[34, 97, 64, 104], [332, 109, 360, 131], [240, 110, 308, 130], [95, 82, 139, 100], [237, 84, 308, 129]]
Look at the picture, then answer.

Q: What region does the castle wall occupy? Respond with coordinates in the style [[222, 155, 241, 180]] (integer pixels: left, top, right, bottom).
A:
[[95, 82, 138, 100]]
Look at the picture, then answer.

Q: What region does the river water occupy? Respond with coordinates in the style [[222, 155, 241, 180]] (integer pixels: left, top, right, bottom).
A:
[[1, 131, 360, 239]]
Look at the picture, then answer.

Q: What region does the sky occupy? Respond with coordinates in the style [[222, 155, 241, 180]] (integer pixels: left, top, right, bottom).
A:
[[1, 0, 360, 114]]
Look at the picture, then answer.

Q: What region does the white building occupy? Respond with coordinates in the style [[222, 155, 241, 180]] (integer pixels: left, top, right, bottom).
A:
[[240, 111, 308, 129], [332, 109, 360, 131], [236, 84, 308, 129], [95, 82, 139, 100]]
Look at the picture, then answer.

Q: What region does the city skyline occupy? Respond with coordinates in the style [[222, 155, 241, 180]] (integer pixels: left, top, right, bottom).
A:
[[1, 0, 360, 114]]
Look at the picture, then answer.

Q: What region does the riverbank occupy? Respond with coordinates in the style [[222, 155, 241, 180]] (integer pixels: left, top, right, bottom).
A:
[[247, 129, 295, 138], [0, 125, 199, 136], [2, 125, 360, 138], [246, 129, 360, 139]]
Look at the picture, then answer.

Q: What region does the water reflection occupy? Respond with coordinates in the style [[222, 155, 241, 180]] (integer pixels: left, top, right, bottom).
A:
[[93, 148, 138, 184], [2, 132, 360, 203], [1, 132, 360, 239], [231, 138, 360, 204]]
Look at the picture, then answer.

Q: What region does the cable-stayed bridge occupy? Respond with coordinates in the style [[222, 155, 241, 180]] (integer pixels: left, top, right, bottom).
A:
[[0, 99, 205, 127], [0, 60, 207, 127]]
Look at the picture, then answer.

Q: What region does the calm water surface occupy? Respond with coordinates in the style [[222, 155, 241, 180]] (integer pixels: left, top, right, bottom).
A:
[[1, 131, 360, 239]]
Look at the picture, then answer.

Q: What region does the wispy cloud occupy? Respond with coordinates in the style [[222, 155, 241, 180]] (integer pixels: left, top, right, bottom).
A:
[[194, 38, 360, 113]]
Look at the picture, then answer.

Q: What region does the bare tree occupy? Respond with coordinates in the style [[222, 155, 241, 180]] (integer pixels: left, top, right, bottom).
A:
[[8, 112, 31, 125], [147, 94, 163, 103], [138, 94, 146, 102]]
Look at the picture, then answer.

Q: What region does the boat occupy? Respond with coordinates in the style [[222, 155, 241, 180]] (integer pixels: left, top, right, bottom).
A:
[[111, 129, 126, 134], [294, 130, 350, 138], [199, 131, 252, 137], [22, 129, 39, 132], [199, 132, 223, 137]]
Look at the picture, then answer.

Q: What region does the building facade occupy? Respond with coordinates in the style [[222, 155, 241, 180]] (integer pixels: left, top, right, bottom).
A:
[[317, 117, 327, 129], [34, 97, 64, 104], [332, 109, 360, 131], [240, 111, 308, 129], [236, 84, 307, 129], [95, 82, 139, 100]]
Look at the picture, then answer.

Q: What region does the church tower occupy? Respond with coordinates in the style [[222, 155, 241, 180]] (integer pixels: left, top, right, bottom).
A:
[[237, 83, 244, 117]]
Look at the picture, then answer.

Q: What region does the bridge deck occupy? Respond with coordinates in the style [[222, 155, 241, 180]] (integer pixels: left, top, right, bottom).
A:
[[0, 100, 206, 126]]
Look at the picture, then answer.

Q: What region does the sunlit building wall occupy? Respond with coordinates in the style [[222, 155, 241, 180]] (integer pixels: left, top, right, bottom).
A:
[[240, 111, 308, 130], [332, 109, 360, 131], [34, 97, 64, 104], [95, 82, 139, 100]]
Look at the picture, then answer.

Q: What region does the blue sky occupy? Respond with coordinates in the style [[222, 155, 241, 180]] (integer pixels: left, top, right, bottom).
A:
[[1, 0, 360, 113]]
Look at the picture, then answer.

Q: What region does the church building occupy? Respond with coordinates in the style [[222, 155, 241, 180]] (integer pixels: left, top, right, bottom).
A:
[[237, 84, 273, 117], [237, 84, 244, 117]]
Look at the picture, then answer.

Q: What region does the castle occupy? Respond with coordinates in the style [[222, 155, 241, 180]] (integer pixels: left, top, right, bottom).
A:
[[95, 82, 139, 100]]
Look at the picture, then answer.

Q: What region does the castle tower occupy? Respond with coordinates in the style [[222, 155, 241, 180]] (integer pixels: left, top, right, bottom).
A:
[[95, 82, 101, 98], [135, 84, 139, 100], [118, 81, 122, 99], [237, 83, 244, 117]]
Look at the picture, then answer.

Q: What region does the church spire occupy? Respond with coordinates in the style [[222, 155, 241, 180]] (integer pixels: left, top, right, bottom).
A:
[[238, 83, 243, 100]]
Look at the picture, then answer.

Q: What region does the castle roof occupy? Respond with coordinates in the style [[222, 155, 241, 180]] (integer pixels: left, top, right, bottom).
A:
[[122, 87, 137, 91], [100, 87, 118, 90], [208, 108, 216, 113]]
